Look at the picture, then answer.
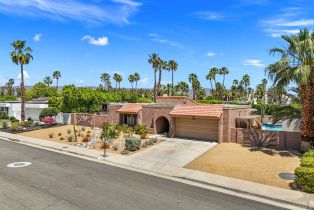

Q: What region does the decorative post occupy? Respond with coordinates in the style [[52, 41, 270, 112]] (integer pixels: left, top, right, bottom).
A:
[[93, 113, 96, 128]]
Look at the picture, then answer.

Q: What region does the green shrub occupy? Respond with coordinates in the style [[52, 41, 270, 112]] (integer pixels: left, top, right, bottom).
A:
[[10, 122, 22, 131], [101, 124, 120, 140], [39, 107, 60, 119], [22, 121, 33, 127], [300, 157, 314, 168], [251, 104, 281, 115], [303, 150, 314, 158], [137, 125, 149, 139], [0, 111, 9, 119], [125, 136, 141, 151], [67, 135, 74, 142], [295, 167, 314, 193], [9, 116, 18, 123], [1, 120, 9, 129], [27, 117, 34, 122]]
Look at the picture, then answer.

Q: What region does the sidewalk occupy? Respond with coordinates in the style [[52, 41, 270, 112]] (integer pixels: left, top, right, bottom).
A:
[[0, 131, 313, 210]]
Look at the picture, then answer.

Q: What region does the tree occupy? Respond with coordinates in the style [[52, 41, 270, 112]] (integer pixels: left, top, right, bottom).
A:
[[205, 71, 215, 98], [168, 60, 178, 95], [157, 58, 168, 96], [44, 76, 53, 87], [266, 29, 314, 147], [148, 53, 160, 101], [176, 81, 189, 96], [188, 73, 200, 100], [220, 67, 229, 86], [113, 73, 122, 90], [209, 67, 219, 88], [10, 40, 33, 121], [53, 71, 61, 90], [100, 73, 111, 91], [133, 72, 140, 90], [5, 79, 15, 95], [128, 74, 135, 89]]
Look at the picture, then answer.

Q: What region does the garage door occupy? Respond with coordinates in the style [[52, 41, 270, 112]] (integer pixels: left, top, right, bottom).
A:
[[175, 117, 219, 141]]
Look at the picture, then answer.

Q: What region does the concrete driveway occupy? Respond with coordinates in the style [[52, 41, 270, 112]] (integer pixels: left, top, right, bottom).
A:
[[130, 137, 217, 168]]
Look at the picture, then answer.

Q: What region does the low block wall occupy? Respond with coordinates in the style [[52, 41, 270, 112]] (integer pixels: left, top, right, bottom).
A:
[[71, 113, 112, 128], [230, 128, 302, 150]]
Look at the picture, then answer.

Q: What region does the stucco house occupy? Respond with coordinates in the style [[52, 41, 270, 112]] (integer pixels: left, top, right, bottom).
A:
[[94, 96, 251, 143], [0, 98, 49, 121]]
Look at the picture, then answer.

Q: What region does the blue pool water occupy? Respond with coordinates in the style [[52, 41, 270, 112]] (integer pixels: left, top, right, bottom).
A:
[[262, 123, 283, 131]]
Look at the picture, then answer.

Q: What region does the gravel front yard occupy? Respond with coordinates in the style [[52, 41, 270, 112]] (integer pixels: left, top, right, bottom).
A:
[[185, 143, 300, 189]]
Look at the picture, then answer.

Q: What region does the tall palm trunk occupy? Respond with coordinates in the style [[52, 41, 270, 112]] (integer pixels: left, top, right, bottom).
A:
[[210, 80, 214, 98], [135, 81, 138, 90], [20, 64, 25, 121], [223, 75, 225, 86], [56, 79, 59, 91], [153, 69, 157, 102], [171, 70, 174, 96], [157, 68, 162, 96], [300, 84, 314, 147], [115, 81, 117, 90]]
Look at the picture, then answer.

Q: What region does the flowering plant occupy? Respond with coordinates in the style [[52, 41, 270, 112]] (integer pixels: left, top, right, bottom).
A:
[[41, 117, 55, 124]]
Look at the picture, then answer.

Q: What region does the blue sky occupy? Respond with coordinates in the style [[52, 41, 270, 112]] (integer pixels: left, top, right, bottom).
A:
[[0, 0, 313, 89]]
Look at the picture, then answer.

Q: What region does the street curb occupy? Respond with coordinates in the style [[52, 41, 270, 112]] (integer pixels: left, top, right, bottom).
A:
[[0, 135, 313, 210]]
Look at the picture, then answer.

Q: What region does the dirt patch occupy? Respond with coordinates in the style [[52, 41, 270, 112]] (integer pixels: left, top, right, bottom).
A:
[[185, 143, 300, 189], [19, 125, 161, 155]]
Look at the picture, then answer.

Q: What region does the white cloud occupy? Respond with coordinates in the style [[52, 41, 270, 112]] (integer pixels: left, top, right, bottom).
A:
[[82, 35, 109, 46], [148, 33, 185, 49], [243, 59, 265, 67], [33, 33, 42, 42], [0, 0, 141, 25], [76, 78, 85, 83], [194, 11, 224, 21], [17, 70, 30, 79], [206, 52, 216, 57]]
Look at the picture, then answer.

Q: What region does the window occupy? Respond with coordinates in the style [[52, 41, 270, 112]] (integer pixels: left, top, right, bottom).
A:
[[0, 107, 8, 114]]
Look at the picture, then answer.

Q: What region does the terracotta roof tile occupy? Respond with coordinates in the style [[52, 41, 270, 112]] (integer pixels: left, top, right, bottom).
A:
[[117, 104, 142, 114], [169, 104, 223, 118]]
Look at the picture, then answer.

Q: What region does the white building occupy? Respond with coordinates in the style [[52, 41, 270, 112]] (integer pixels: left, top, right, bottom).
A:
[[0, 98, 49, 121]]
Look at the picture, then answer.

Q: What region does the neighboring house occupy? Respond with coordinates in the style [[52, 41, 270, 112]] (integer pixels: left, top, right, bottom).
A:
[[92, 96, 251, 143], [0, 98, 49, 121]]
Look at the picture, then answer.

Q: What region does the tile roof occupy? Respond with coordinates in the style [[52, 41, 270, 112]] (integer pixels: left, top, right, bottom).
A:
[[117, 104, 142, 114], [169, 104, 223, 118]]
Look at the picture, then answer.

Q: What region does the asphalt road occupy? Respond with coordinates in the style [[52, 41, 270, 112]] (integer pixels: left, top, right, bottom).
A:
[[0, 139, 285, 210]]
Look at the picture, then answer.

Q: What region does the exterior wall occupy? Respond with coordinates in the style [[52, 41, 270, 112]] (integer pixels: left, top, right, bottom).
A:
[[222, 107, 251, 143], [155, 96, 196, 105], [230, 128, 302, 150], [141, 106, 173, 134]]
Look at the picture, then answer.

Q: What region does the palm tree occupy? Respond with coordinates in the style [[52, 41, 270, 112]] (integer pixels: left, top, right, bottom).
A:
[[176, 81, 189, 96], [117, 74, 122, 89], [10, 40, 33, 121], [148, 53, 160, 101], [205, 71, 215, 98], [133, 72, 140, 90], [209, 67, 219, 87], [157, 58, 168, 96], [168, 60, 178, 95], [188, 73, 199, 100], [113, 73, 121, 90], [220, 67, 229, 86], [100, 73, 111, 91], [52, 71, 61, 90], [128, 74, 135, 89], [266, 28, 314, 148], [44, 76, 53, 87]]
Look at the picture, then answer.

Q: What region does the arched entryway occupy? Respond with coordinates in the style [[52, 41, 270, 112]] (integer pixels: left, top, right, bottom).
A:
[[155, 116, 170, 134]]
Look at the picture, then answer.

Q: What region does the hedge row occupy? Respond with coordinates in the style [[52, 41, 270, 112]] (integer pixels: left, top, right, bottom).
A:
[[295, 149, 314, 193]]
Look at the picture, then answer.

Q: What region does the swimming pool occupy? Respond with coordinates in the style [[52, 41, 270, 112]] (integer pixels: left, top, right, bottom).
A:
[[262, 123, 283, 131]]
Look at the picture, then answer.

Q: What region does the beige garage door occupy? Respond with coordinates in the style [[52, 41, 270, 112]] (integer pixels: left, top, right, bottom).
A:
[[175, 117, 219, 141]]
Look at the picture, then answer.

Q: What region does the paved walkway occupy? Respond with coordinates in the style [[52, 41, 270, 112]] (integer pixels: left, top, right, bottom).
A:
[[0, 131, 312, 210]]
